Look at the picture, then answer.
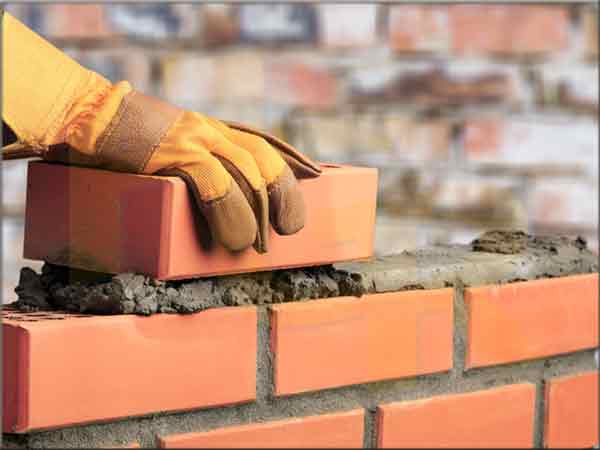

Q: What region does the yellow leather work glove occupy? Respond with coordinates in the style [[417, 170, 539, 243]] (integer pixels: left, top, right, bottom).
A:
[[2, 12, 321, 253]]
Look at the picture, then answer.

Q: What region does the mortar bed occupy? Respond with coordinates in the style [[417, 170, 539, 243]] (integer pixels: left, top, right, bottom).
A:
[[7, 230, 597, 316]]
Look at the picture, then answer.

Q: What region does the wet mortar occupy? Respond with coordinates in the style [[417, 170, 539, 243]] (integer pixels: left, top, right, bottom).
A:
[[8, 230, 598, 316]]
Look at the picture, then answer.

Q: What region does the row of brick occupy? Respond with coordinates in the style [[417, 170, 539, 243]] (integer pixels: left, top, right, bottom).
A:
[[8, 4, 598, 60], [3, 274, 597, 432], [272, 274, 598, 395], [123, 373, 597, 448], [378, 167, 596, 230], [50, 48, 598, 114], [292, 113, 598, 172]]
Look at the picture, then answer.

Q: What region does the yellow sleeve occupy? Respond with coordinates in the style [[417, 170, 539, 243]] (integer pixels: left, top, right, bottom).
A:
[[2, 11, 124, 151]]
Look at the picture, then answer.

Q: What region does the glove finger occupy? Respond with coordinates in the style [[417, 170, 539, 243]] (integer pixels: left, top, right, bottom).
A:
[[222, 120, 322, 179], [200, 121, 270, 253], [206, 118, 306, 236], [160, 158, 258, 253]]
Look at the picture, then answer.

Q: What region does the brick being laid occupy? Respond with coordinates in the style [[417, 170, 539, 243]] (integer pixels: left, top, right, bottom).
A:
[[23, 162, 377, 280]]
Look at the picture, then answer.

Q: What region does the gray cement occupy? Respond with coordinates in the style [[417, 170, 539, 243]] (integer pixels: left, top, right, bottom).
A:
[[9, 230, 598, 316]]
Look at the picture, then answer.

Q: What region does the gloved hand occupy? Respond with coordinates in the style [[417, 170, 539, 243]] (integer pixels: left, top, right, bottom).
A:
[[2, 12, 321, 253]]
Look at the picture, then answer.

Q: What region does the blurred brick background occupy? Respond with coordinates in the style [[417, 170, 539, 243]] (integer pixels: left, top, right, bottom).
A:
[[3, 3, 598, 302]]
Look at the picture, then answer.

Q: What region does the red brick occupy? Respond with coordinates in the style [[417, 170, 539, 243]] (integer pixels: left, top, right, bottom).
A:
[[583, 6, 599, 60], [158, 409, 364, 448], [450, 5, 569, 56], [377, 383, 536, 448], [264, 60, 338, 109], [2, 307, 256, 432], [463, 117, 599, 178], [544, 372, 599, 448], [463, 119, 503, 158], [529, 178, 598, 232], [45, 4, 112, 39], [271, 289, 453, 396], [23, 162, 377, 279], [388, 5, 449, 53], [465, 274, 599, 369]]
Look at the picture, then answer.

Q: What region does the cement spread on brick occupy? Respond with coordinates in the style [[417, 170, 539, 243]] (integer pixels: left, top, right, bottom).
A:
[[9, 230, 597, 315]]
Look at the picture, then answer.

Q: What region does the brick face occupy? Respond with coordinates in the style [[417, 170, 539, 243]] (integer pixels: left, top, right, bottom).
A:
[[465, 274, 599, 369], [158, 409, 365, 448], [24, 162, 377, 280], [544, 372, 599, 448], [388, 5, 449, 53], [528, 178, 598, 232], [270, 289, 453, 395], [463, 117, 599, 178], [2, 307, 257, 432], [449, 5, 569, 56], [45, 4, 112, 39], [377, 383, 536, 448], [264, 60, 338, 109]]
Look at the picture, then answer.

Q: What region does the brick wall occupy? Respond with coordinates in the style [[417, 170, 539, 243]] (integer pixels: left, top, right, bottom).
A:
[[2, 270, 598, 448], [2, 4, 598, 302]]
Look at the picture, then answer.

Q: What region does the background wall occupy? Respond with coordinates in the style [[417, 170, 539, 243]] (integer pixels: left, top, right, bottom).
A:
[[3, 3, 598, 302]]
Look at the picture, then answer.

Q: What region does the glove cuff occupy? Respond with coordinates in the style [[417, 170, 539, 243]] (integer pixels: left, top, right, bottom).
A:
[[62, 80, 132, 156], [3, 12, 108, 149]]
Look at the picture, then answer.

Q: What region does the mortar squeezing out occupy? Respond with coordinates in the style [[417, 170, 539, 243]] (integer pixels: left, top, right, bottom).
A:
[[23, 161, 378, 280]]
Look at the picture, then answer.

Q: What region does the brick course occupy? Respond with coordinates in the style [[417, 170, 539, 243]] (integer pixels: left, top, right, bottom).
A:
[[2, 267, 598, 447]]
